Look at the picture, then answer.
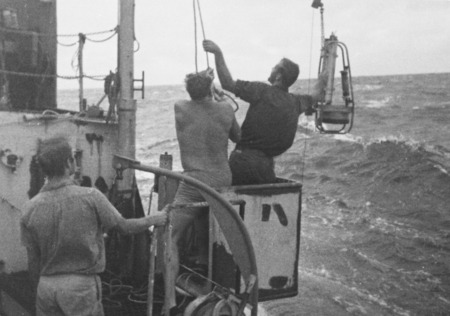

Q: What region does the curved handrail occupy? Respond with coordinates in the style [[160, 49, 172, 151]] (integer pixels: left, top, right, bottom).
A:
[[113, 155, 259, 315]]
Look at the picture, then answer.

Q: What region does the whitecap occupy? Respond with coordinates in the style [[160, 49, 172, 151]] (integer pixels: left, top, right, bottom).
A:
[[363, 96, 392, 108], [353, 84, 383, 91]]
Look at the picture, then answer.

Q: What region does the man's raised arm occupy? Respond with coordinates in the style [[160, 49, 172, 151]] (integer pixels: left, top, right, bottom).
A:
[[203, 40, 236, 94]]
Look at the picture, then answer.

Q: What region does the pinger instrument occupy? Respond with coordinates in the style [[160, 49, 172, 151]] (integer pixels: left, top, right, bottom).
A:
[[313, 0, 355, 134]]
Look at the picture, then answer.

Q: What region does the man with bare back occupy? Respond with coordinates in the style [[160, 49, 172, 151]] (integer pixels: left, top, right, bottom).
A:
[[164, 69, 240, 316]]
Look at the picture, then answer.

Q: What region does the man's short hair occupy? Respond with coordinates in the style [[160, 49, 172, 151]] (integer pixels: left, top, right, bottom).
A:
[[185, 71, 213, 100], [279, 58, 300, 88], [38, 136, 72, 178]]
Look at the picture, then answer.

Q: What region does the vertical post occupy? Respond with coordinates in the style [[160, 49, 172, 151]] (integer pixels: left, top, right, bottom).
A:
[[78, 33, 85, 112], [117, 0, 136, 196], [0, 29, 6, 106], [147, 229, 157, 316], [114, 0, 137, 279]]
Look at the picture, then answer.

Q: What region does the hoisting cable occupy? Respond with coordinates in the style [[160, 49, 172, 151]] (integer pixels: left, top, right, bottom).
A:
[[193, 0, 209, 73], [196, 0, 210, 69], [193, 0, 198, 73], [301, 7, 318, 184], [320, 6, 325, 48], [192, 0, 238, 113], [223, 92, 239, 112]]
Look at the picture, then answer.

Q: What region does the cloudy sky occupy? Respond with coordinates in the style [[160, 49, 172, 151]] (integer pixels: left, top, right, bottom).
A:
[[57, 0, 450, 89]]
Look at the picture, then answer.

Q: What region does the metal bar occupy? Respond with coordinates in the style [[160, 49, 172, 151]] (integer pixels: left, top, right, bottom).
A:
[[78, 33, 85, 111], [164, 211, 173, 316], [117, 0, 136, 197], [172, 199, 245, 209], [147, 229, 157, 316]]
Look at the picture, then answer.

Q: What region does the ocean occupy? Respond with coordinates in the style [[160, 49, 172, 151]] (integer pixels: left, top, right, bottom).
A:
[[58, 72, 450, 316]]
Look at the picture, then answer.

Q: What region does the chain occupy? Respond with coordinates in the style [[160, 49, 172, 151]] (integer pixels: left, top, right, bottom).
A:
[[85, 27, 118, 43], [57, 27, 118, 38], [57, 40, 78, 47], [320, 7, 325, 47]]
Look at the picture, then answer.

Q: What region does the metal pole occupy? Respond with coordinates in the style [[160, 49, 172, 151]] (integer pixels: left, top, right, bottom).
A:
[[78, 33, 85, 111], [117, 0, 136, 195], [147, 229, 156, 316]]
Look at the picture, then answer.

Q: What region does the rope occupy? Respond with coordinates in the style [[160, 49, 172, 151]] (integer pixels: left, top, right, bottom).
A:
[[196, 0, 209, 68], [193, 0, 209, 72], [307, 10, 315, 94], [193, 0, 198, 73], [59, 28, 118, 38], [0, 26, 117, 38], [57, 40, 78, 47], [300, 6, 319, 184], [85, 28, 118, 43], [0, 69, 109, 80], [223, 92, 239, 112]]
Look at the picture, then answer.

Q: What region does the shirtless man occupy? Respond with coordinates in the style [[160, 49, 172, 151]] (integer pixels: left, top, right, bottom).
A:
[[164, 69, 240, 315]]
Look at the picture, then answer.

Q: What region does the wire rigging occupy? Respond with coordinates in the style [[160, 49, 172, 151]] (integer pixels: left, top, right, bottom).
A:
[[196, 0, 209, 69], [193, 0, 198, 73], [0, 26, 118, 81], [301, 7, 319, 184], [193, 0, 209, 73]]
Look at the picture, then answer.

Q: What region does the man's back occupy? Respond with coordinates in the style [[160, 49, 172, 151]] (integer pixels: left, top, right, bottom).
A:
[[234, 80, 313, 157], [21, 180, 121, 276], [175, 98, 239, 173]]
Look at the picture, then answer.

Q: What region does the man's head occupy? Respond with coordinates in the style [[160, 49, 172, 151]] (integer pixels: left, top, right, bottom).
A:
[[185, 69, 214, 100], [268, 58, 300, 88], [38, 136, 74, 178]]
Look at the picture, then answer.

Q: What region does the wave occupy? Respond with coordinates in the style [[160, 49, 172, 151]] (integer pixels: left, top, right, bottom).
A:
[[361, 97, 392, 108], [353, 84, 383, 91]]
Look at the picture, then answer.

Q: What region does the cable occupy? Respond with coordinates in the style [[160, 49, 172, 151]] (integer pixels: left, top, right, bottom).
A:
[[85, 31, 117, 43], [58, 40, 78, 47], [0, 26, 117, 38], [193, 0, 198, 73], [300, 7, 319, 184], [223, 92, 239, 112], [196, 0, 209, 68], [307, 9, 315, 95], [193, 0, 209, 72]]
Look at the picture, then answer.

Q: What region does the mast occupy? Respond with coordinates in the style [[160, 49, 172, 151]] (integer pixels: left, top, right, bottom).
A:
[[117, 0, 136, 195]]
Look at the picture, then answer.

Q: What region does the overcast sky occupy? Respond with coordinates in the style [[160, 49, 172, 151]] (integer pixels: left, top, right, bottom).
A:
[[57, 0, 450, 89]]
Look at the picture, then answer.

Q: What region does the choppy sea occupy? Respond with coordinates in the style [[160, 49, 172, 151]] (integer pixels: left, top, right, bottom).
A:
[[59, 72, 450, 316]]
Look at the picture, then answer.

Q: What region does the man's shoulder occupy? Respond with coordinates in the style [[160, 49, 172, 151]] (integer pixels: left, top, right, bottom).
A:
[[71, 186, 106, 200], [236, 80, 270, 89], [175, 98, 198, 107]]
